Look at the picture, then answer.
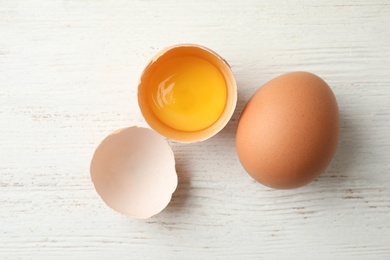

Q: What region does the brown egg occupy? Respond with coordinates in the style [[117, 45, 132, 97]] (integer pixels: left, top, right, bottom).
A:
[[236, 72, 339, 189]]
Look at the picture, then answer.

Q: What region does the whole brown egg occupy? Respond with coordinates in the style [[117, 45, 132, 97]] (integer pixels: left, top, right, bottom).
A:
[[236, 72, 339, 189]]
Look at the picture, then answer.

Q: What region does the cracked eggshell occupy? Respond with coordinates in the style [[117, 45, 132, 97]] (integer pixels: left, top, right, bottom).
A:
[[90, 127, 178, 219], [138, 44, 237, 143]]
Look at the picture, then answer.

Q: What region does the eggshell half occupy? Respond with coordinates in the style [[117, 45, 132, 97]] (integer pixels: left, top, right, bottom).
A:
[[138, 44, 237, 143], [90, 127, 178, 218]]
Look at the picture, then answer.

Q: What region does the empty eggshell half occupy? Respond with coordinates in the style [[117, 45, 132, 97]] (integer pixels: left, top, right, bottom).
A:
[[90, 127, 178, 219]]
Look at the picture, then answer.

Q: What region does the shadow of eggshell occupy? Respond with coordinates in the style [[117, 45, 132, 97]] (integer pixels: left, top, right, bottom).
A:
[[90, 127, 178, 219]]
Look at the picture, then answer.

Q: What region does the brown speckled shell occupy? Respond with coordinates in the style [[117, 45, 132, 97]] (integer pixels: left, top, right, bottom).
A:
[[236, 72, 340, 189]]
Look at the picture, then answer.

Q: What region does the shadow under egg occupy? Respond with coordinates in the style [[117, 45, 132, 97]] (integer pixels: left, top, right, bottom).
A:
[[315, 107, 364, 187], [162, 147, 192, 215]]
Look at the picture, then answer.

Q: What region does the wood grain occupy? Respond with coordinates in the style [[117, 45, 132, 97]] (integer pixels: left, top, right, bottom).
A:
[[1, 0, 389, 259]]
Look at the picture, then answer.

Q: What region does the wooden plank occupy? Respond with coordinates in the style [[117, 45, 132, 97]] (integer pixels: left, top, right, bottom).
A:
[[1, 0, 389, 258]]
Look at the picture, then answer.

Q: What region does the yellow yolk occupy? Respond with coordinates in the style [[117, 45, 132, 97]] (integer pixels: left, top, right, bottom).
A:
[[148, 56, 227, 132]]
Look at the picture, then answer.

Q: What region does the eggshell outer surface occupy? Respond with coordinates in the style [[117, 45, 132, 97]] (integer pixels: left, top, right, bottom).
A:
[[236, 72, 339, 189], [90, 127, 178, 218]]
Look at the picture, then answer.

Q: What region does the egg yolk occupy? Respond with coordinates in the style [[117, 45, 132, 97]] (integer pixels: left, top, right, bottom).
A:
[[148, 56, 227, 132]]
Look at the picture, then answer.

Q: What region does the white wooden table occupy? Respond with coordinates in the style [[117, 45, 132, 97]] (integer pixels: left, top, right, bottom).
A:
[[1, 0, 389, 259]]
